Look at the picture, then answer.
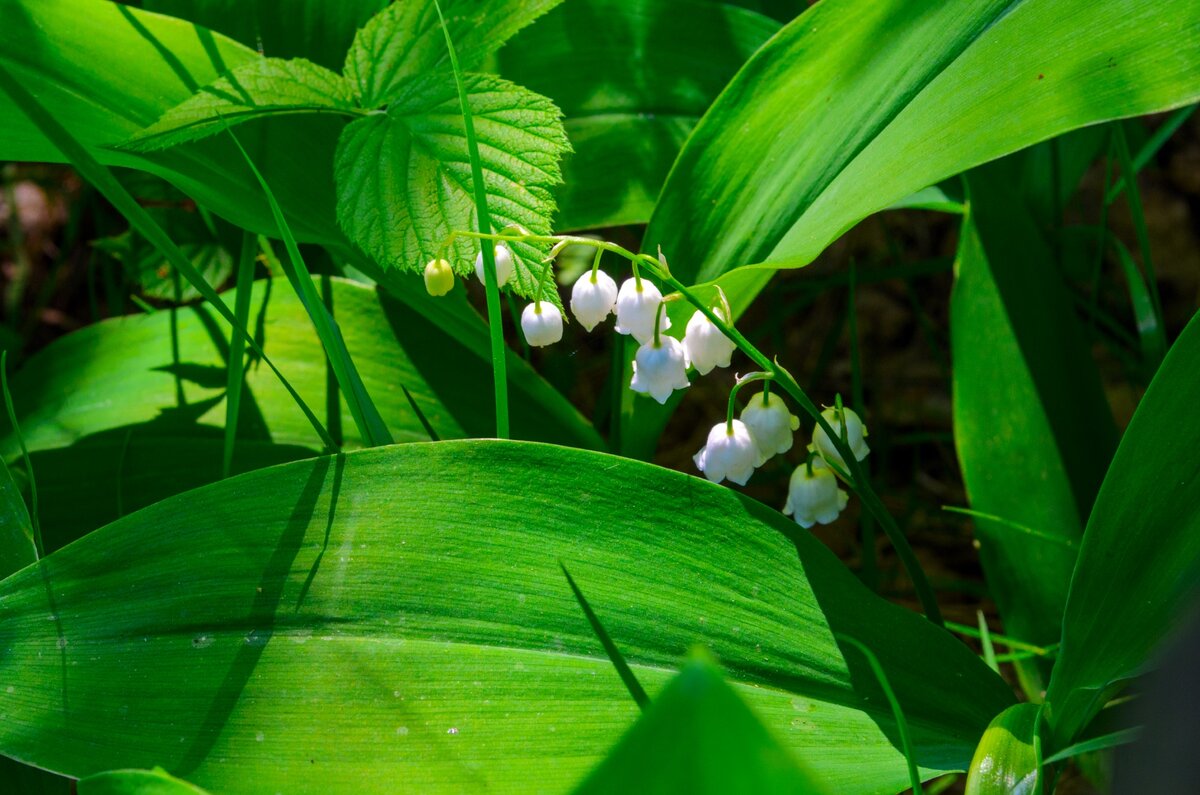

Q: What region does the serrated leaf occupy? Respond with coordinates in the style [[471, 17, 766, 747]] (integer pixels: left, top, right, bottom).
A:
[[124, 57, 358, 152], [335, 72, 569, 300], [345, 0, 564, 109]]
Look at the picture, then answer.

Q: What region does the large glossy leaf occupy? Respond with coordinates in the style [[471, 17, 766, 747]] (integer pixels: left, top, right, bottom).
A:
[[645, 0, 1200, 288], [1045, 309, 1200, 746], [0, 441, 1012, 793], [951, 163, 1118, 693], [0, 277, 600, 550], [575, 659, 828, 794], [498, 0, 779, 230]]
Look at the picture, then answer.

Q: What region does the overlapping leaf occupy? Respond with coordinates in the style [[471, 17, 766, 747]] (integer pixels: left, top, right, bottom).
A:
[[0, 441, 1011, 793]]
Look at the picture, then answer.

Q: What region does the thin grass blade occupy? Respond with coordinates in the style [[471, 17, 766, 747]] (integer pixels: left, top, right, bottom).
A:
[[560, 561, 649, 710]]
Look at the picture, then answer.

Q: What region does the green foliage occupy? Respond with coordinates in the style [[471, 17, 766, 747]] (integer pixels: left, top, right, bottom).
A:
[[0, 441, 1010, 793], [964, 704, 1039, 795], [78, 768, 211, 795], [334, 72, 568, 293], [951, 163, 1118, 694], [575, 658, 828, 794], [0, 278, 600, 547], [1045, 310, 1200, 747], [125, 58, 359, 152]]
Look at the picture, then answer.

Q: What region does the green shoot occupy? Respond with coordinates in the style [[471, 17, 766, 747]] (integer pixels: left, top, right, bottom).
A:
[[1112, 123, 1166, 339], [977, 610, 999, 673], [435, 0, 509, 439]]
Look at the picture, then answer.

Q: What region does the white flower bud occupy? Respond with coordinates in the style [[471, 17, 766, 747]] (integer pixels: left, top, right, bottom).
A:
[[521, 301, 563, 347], [570, 269, 618, 331], [614, 277, 670, 344], [630, 336, 689, 404], [474, 244, 514, 288], [683, 308, 736, 375], [739, 392, 800, 464], [693, 419, 759, 486], [783, 461, 849, 528], [810, 406, 870, 471]]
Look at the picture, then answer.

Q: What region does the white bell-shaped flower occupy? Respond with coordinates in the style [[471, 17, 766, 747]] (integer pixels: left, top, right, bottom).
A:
[[521, 301, 563, 347], [783, 460, 849, 528], [693, 419, 759, 486], [570, 269, 618, 331], [810, 406, 870, 471], [630, 336, 689, 404], [474, 244, 514, 288], [614, 278, 670, 344], [740, 392, 800, 464], [683, 308, 736, 375]]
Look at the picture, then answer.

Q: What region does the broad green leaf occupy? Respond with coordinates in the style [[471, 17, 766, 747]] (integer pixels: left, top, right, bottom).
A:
[[79, 768, 210, 795], [498, 0, 779, 230], [0, 441, 1012, 793], [0, 278, 601, 549], [576, 659, 828, 794], [1045, 309, 1200, 746], [645, 0, 1200, 288], [964, 704, 1039, 795], [951, 163, 1118, 693], [124, 58, 358, 152], [141, 0, 387, 71], [334, 72, 569, 297], [344, 0, 563, 109]]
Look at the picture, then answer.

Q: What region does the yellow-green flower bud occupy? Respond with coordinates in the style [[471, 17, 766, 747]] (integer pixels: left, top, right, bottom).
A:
[[423, 258, 454, 297]]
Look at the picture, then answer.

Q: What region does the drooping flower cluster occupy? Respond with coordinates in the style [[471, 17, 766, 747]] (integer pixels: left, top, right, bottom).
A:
[[424, 239, 871, 529]]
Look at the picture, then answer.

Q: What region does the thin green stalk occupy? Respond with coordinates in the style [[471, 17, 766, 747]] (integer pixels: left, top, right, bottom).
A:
[[725, 372, 773, 430], [0, 62, 336, 452], [943, 505, 1077, 549], [837, 634, 922, 794], [224, 127, 393, 447], [442, 229, 944, 626], [1111, 238, 1167, 367], [944, 620, 1057, 656], [1042, 727, 1142, 765], [1105, 104, 1197, 205], [1112, 123, 1165, 335], [222, 232, 257, 478], [435, 0, 509, 439], [1, 351, 39, 559], [977, 610, 998, 673], [848, 260, 878, 592], [560, 561, 649, 710]]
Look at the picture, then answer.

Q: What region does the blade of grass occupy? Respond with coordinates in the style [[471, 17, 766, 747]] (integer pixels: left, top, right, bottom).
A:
[[836, 634, 922, 794], [1112, 123, 1166, 337], [0, 63, 335, 452], [223, 127, 393, 447], [560, 561, 649, 710], [222, 232, 257, 478], [1111, 238, 1167, 368], [401, 386, 440, 442], [848, 261, 878, 592], [943, 505, 1078, 549], [435, 0, 509, 439], [1042, 727, 1142, 765], [944, 620, 1057, 656], [1, 351, 39, 559], [1105, 105, 1197, 205], [977, 610, 999, 673]]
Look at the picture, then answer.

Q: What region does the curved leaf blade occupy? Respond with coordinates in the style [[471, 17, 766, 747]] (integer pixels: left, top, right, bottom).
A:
[[0, 441, 1011, 793], [1046, 310, 1200, 746], [646, 0, 1200, 288]]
